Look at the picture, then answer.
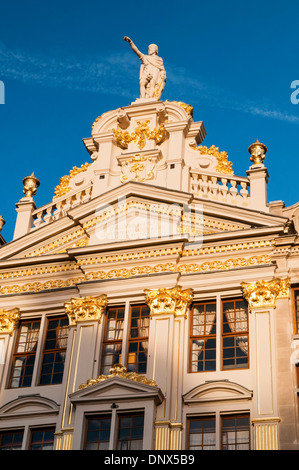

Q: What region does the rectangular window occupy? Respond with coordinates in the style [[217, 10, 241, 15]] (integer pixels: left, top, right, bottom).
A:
[[101, 307, 125, 374], [29, 427, 55, 450], [189, 301, 216, 372], [187, 416, 216, 450], [9, 320, 40, 388], [84, 415, 111, 450], [0, 430, 23, 450], [222, 299, 249, 370], [39, 316, 69, 385], [128, 305, 150, 374], [293, 288, 299, 334], [221, 414, 250, 450], [116, 413, 144, 451]]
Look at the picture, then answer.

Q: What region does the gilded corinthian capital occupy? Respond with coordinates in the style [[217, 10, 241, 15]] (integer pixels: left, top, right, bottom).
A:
[[241, 278, 290, 309], [65, 295, 108, 326], [144, 286, 193, 317], [0, 308, 20, 335]]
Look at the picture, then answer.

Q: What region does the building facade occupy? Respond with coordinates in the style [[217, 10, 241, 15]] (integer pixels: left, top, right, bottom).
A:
[[0, 95, 298, 451]]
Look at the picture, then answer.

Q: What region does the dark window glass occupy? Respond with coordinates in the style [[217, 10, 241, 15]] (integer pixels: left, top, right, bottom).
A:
[[190, 302, 216, 372], [39, 316, 69, 385], [117, 414, 144, 451], [127, 305, 150, 374], [187, 417, 216, 450], [101, 307, 125, 374], [293, 289, 299, 334], [84, 416, 111, 450], [29, 427, 55, 450], [9, 320, 40, 388], [222, 299, 249, 370], [0, 430, 23, 450], [221, 414, 250, 450]]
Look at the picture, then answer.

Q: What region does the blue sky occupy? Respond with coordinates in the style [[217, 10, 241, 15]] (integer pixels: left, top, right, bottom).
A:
[[0, 0, 298, 241]]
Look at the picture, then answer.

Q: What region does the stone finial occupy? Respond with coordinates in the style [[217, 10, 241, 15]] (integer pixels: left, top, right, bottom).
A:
[[22, 172, 40, 198], [248, 139, 267, 165], [0, 216, 5, 232]]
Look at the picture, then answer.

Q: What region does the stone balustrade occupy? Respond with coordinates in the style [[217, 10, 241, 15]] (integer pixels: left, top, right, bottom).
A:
[[31, 186, 92, 230], [190, 171, 250, 208]]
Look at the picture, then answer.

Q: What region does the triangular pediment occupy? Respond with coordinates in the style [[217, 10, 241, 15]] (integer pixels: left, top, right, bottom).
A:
[[69, 376, 164, 406], [0, 181, 289, 262]]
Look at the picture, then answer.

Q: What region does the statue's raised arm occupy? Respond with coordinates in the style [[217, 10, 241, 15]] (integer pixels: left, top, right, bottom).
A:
[[124, 37, 143, 59], [124, 36, 166, 100]]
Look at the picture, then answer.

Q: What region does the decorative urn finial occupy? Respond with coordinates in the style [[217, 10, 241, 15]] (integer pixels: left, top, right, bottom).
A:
[[248, 139, 267, 165], [22, 172, 40, 197]]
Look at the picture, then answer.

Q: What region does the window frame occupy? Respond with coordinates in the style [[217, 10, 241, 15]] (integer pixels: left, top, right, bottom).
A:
[[28, 426, 56, 450], [100, 305, 126, 375], [292, 287, 299, 334], [221, 298, 249, 371], [189, 300, 217, 373], [8, 319, 41, 389], [220, 413, 251, 450], [0, 428, 24, 450], [186, 415, 216, 450], [38, 315, 69, 386], [127, 304, 150, 375]]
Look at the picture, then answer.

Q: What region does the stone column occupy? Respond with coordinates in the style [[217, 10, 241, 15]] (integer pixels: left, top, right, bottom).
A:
[[54, 295, 107, 450], [241, 278, 290, 450], [145, 286, 193, 450]]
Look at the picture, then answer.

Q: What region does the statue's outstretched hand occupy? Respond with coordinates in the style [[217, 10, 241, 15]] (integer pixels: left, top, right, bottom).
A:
[[124, 36, 132, 43]]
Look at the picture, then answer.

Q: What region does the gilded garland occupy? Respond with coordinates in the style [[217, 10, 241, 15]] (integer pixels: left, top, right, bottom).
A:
[[113, 120, 167, 150], [190, 144, 234, 175], [53, 163, 91, 199]]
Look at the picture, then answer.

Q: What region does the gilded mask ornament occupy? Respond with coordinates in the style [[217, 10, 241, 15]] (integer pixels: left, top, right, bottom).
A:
[[145, 286, 193, 317], [23, 173, 40, 197], [65, 295, 107, 326]]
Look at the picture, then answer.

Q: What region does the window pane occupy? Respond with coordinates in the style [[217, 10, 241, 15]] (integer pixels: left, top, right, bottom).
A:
[[29, 427, 55, 450], [0, 430, 24, 450], [9, 320, 41, 389], [190, 302, 216, 372], [84, 416, 111, 450], [39, 317, 69, 386], [128, 305, 149, 374], [117, 414, 144, 451], [221, 415, 250, 450], [101, 307, 125, 374], [188, 417, 216, 450], [222, 299, 249, 370]]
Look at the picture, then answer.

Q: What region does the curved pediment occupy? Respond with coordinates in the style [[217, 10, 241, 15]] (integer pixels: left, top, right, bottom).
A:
[[0, 395, 59, 420], [183, 380, 253, 405]]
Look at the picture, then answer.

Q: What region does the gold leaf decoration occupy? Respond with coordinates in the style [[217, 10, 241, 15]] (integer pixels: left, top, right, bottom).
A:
[[53, 163, 91, 199], [191, 144, 234, 175]]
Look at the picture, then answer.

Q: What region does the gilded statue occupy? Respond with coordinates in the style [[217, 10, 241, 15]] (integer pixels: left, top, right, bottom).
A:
[[124, 36, 166, 100]]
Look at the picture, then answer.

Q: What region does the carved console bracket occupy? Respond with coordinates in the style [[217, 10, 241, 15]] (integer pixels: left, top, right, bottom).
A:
[[0, 308, 20, 335], [144, 286, 193, 318], [65, 295, 108, 326], [241, 278, 290, 309]]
